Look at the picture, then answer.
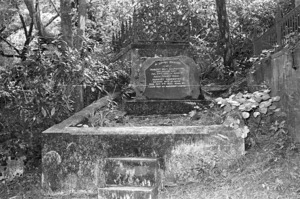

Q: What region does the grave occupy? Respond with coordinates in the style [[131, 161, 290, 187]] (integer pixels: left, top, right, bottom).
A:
[[41, 1, 246, 198]]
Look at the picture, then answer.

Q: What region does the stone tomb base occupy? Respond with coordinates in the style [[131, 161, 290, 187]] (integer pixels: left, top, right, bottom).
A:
[[124, 100, 209, 115], [42, 97, 245, 198]]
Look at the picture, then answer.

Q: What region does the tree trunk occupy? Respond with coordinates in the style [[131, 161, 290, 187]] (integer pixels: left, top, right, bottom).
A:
[[75, 0, 87, 50], [24, 0, 46, 37], [60, 0, 73, 49], [215, 0, 233, 68]]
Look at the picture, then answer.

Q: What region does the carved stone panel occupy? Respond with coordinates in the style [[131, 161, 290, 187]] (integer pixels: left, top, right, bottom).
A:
[[135, 56, 201, 99]]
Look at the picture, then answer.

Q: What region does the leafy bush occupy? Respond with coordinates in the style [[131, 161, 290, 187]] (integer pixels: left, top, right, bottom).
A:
[[214, 89, 282, 140], [215, 89, 281, 119], [0, 39, 129, 176]]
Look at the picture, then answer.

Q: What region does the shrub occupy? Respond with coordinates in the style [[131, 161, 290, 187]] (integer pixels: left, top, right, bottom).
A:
[[0, 40, 129, 176]]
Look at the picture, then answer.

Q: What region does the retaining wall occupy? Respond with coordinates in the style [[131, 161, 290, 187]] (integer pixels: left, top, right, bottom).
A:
[[248, 46, 300, 142]]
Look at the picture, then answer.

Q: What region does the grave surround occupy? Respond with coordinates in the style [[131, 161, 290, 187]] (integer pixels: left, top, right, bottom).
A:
[[42, 96, 246, 198]]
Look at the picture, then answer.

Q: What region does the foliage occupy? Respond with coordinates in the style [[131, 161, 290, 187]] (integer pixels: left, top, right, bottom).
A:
[[215, 89, 281, 119], [215, 89, 282, 140], [188, 0, 283, 81], [0, 39, 129, 182]]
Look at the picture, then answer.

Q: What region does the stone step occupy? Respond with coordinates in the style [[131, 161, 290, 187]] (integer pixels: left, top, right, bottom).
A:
[[98, 186, 158, 199], [104, 157, 159, 187]]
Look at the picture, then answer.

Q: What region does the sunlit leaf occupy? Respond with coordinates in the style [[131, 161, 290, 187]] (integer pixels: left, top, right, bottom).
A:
[[253, 112, 260, 118], [241, 126, 250, 138], [259, 107, 268, 114], [259, 100, 272, 108], [224, 104, 232, 112], [215, 97, 223, 104], [41, 107, 47, 117], [272, 96, 281, 102], [238, 104, 246, 111], [261, 93, 270, 100], [253, 96, 262, 103], [242, 112, 250, 119], [228, 100, 240, 106], [51, 107, 56, 116]]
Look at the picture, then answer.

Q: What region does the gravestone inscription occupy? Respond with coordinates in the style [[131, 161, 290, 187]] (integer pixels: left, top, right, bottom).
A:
[[146, 60, 188, 89], [135, 56, 202, 99]]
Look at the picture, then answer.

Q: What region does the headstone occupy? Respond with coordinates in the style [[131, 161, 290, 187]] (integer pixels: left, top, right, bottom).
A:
[[134, 56, 202, 100]]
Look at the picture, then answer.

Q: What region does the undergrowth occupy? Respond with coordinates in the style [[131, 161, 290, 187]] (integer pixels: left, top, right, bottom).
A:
[[160, 120, 299, 199]]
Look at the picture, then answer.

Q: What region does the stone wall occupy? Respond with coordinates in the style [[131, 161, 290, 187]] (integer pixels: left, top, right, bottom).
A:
[[248, 46, 300, 142]]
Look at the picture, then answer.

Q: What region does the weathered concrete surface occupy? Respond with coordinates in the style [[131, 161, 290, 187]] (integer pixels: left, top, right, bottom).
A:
[[248, 46, 300, 142], [98, 186, 158, 199], [124, 100, 208, 115], [104, 157, 158, 187]]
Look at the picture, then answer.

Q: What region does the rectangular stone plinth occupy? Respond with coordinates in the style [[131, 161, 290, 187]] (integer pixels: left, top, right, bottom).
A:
[[104, 157, 158, 187], [98, 186, 158, 199], [124, 100, 209, 115]]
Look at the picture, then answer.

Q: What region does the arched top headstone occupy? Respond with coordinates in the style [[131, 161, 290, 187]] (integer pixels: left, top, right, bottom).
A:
[[134, 56, 201, 100]]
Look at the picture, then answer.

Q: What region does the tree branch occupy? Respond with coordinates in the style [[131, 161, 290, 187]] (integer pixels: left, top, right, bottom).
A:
[[20, 20, 35, 60], [44, 0, 60, 28], [0, 50, 21, 58], [45, 14, 59, 27], [28, 19, 34, 37], [0, 27, 5, 34], [0, 35, 21, 55], [19, 13, 28, 37], [15, 3, 28, 38]]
